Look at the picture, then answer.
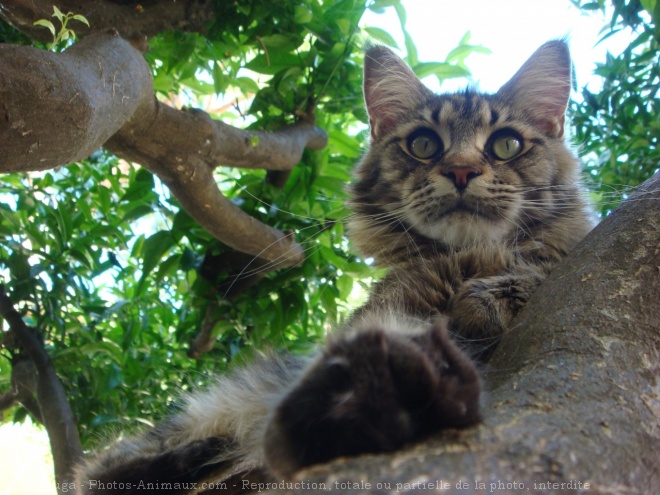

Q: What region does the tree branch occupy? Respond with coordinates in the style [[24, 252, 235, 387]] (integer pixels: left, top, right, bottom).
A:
[[265, 172, 660, 493], [104, 103, 326, 266], [0, 0, 213, 42], [0, 31, 152, 171], [0, 28, 327, 267], [0, 285, 82, 488], [5, 357, 45, 423]]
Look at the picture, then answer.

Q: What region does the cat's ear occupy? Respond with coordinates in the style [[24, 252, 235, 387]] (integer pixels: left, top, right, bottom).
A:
[[496, 41, 571, 138], [363, 46, 432, 140]]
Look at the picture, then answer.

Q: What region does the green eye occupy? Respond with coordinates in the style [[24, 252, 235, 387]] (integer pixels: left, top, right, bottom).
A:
[[491, 132, 523, 160], [408, 130, 442, 159]]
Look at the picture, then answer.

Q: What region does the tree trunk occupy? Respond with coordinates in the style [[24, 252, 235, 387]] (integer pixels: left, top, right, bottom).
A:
[[261, 172, 660, 494]]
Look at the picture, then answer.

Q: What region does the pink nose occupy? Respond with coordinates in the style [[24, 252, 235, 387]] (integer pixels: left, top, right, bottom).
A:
[[442, 166, 481, 190]]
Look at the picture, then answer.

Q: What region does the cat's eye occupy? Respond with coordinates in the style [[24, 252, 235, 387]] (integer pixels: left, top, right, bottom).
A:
[[490, 132, 523, 160], [407, 129, 443, 159]]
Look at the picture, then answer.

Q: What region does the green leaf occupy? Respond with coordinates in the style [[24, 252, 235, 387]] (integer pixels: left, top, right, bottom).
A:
[[69, 247, 96, 270], [139, 231, 175, 284], [403, 32, 418, 67], [335, 18, 351, 37], [234, 77, 260, 95], [79, 342, 124, 364], [320, 286, 338, 321], [445, 44, 491, 64], [336, 274, 353, 299], [259, 34, 300, 51], [72, 14, 90, 27], [13, 408, 28, 424], [8, 251, 31, 281], [213, 62, 229, 94], [52, 6, 64, 21], [0, 0, 394, 450], [363, 27, 398, 48], [245, 52, 302, 75], [33, 19, 56, 37], [413, 62, 470, 81], [458, 31, 472, 46], [328, 130, 361, 158], [294, 5, 313, 24], [156, 253, 181, 282], [393, 1, 407, 26]]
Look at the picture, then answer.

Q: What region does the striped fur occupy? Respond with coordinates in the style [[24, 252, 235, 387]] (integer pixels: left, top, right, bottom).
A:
[[350, 42, 591, 265]]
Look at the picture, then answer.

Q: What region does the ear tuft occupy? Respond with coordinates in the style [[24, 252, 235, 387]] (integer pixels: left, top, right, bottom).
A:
[[363, 46, 432, 140], [496, 40, 572, 138]]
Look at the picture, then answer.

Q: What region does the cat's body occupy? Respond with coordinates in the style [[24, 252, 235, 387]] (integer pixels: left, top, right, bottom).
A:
[[76, 41, 594, 493]]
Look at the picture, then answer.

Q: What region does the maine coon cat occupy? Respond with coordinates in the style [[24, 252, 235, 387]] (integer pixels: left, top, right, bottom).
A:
[[75, 40, 594, 492]]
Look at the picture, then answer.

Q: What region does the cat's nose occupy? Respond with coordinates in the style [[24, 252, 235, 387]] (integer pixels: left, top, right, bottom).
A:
[[442, 166, 481, 190]]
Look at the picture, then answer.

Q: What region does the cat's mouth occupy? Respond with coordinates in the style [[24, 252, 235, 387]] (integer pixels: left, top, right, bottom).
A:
[[450, 202, 476, 214], [410, 198, 511, 247], [438, 198, 500, 221]]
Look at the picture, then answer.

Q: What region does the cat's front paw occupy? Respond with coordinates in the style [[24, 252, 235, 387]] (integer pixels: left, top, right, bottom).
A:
[[263, 322, 480, 477], [449, 273, 544, 358]]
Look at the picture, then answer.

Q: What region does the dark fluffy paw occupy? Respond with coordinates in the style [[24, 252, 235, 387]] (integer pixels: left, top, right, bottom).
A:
[[263, 322, 481, 477]]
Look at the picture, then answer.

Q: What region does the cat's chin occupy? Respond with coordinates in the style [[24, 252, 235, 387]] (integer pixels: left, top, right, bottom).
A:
[[416, 212, 509, 248]]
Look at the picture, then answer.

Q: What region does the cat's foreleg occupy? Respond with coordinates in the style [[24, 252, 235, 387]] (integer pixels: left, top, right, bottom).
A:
[[263, 315, 481, 478]]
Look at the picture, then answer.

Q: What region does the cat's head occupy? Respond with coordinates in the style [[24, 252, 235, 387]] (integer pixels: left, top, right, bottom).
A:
[[349, 41, 584, 264]]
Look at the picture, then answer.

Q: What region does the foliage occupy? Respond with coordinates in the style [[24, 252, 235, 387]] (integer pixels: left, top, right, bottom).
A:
[[0, 0, 487, 448], [570, 0, 660, 215], [33, 6, 89, 51]]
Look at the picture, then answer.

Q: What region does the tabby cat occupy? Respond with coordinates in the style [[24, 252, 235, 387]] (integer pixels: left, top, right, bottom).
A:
[[76, 41, 594, 493]]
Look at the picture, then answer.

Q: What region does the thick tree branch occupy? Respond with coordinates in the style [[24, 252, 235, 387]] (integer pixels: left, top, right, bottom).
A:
[[266, 173, 660, 494], [0, 285, 83, 489], [0, 31, 151, 171], [0, 0, 213, 42], [0, 29, 327, 266]]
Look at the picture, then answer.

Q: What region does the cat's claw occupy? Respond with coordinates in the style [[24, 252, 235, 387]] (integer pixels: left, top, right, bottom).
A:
[[263, 322, 481, 477]]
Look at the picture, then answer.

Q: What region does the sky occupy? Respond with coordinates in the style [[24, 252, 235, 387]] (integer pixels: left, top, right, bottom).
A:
[[362, 0, 631, 94]]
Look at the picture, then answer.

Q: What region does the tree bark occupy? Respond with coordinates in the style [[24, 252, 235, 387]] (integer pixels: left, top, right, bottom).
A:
[[261, 172, 660, 494], [0, 31, 151, 171]]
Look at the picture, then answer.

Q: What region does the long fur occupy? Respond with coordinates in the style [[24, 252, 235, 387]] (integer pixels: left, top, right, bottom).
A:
[[75, 41, 594, 493]]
